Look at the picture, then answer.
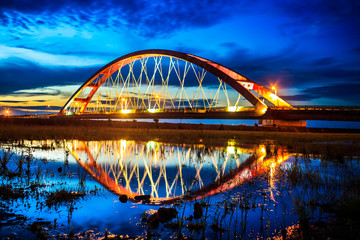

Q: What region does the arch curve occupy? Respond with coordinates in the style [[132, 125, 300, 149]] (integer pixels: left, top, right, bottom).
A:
[[60, 49, 291, 115]]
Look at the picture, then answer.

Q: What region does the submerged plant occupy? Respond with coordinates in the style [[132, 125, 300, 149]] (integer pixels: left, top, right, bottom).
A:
[[0, 184, 25, 200], [0, 148, 13, 173], [45, 189, 86, 208]]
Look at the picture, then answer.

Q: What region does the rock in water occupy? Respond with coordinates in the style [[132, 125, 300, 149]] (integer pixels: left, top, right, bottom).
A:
[[119, 195, 128, 203], [147, 212, 160, 229], [158, 207, 178, 223], [194, 202, 203, 219], [134, 195, 151, 201]]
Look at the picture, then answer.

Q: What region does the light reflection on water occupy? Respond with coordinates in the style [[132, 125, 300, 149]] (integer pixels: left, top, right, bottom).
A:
[[65, 140, 280, 204], [1, 139, 358, 239]]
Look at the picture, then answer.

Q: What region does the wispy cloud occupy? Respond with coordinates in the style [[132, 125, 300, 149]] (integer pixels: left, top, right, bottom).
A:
[[13, 88, 61, 97], [0, 45, 106, 67]]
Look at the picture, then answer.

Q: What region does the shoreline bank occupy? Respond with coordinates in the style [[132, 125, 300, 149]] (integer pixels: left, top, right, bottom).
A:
[[1, 118, 360, 146]]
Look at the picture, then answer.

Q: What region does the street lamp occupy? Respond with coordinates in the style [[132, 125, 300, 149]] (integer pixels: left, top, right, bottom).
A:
[[271, 86, 277, 96]]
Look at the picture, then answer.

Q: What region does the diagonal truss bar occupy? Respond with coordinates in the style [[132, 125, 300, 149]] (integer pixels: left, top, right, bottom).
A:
[[60, 50, 292, 115]]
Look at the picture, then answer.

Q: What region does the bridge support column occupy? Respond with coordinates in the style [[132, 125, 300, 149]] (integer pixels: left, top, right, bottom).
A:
[[259, 119, 307, 127]]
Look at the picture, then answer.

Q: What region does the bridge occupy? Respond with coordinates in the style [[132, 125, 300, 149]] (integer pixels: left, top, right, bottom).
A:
[[59, 50, 360, 125]]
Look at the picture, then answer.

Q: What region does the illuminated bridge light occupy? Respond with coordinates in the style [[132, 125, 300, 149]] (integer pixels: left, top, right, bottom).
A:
[[146, 141, 157, 150], [120, 139, 127, 148], [147, 108, 159, 113], [120, 109, 132, 114], [227, 106, 243, 112], [228, 106, 237, 112], [226, 146, 235, 154]]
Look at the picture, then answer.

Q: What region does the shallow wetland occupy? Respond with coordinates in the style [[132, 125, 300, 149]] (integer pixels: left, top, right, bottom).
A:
[[1, 121, 360, 239]]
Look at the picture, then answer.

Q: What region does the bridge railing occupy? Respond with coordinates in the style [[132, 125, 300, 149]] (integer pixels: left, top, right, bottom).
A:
[[271, 106, 360, 111], [66, 106, 260, 115]]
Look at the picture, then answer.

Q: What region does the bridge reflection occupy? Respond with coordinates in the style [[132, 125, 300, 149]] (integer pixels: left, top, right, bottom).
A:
[[66, 140, 290, 205]]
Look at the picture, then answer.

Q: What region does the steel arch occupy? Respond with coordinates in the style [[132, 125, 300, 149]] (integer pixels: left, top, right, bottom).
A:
[[60, 49, 291, 115]]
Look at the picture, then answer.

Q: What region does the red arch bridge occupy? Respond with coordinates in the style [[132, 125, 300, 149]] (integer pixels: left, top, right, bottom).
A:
[[59, 50, 360, 125]]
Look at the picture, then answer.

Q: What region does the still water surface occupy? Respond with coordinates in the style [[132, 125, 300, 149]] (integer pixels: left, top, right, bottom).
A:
[[0, 139, 359, 239]]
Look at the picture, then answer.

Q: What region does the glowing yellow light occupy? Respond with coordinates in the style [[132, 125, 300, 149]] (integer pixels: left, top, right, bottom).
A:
[[146, 141, 156, 150], [228, 106, 237, 112], [121, 109, 132, 114], [227, 106, 243, 112], [147, 108, 159, 113], [271, 86, 277, 96], [122, 98, 126, 102], [155, 95, 159, 98], [120, 139, 127, 148], [227, 139, 236, 146], [226, 146, 235, 154], [260, 107, 267, 114], [260, 146, 266, 155]]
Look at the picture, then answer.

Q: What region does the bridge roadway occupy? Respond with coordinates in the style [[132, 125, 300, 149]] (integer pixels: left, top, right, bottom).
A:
[[67, 106, 360, 122]]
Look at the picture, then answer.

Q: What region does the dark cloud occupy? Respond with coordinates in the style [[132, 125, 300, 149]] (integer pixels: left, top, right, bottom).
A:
[[277, 0, 360, 22], [211, 44, 360, 91], [282, 83, 360, 105], [352, 47, 360, 54], [276, 0, 360, 38], [0, 59, 99, 95], [0, 100, 27, 103], [9, 105, 62, 110], [310, 57, 335, 66], [0, 0, 246, 38]]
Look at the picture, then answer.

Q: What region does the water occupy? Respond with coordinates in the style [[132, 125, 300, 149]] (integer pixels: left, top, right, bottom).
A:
[[97, 118, 360, 129], [1, 139, 359, 239]]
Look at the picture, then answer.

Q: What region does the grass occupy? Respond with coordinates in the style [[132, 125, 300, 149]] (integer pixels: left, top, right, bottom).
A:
[[45, 189, 86, 208], [0, 184, 25, 200], [274, 158, 360, 239], [1, 119, 360, 147], [2, 121, 360, 163]]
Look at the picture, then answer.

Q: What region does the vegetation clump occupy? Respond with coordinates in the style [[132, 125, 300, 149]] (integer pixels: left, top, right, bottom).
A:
[[45, 189, 85, 208], [0, 184, 25, 200]]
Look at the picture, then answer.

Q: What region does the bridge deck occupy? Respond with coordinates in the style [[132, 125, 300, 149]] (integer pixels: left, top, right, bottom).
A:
[[60, 107, 360, 122]]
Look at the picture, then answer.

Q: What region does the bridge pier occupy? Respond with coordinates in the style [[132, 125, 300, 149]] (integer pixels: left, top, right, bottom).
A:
[[259, 119, 307, 127]]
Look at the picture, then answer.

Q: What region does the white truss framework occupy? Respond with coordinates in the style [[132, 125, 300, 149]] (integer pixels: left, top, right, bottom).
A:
[[65, 56, 247, 114]]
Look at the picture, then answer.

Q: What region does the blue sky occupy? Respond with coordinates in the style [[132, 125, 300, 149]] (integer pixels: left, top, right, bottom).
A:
[[0, 0, 359, 115]]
